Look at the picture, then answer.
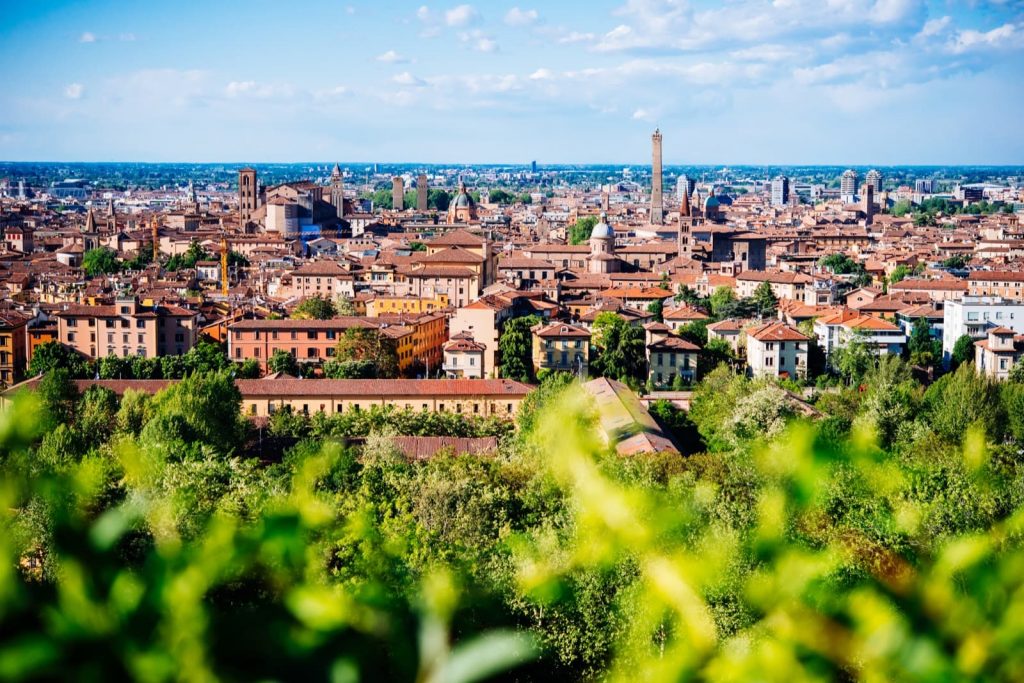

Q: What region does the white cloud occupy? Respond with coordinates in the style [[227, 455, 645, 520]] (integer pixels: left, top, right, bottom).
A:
[[947, 22, 1021, 54], [445, 4, 479, 27], [64, 83, 84, 99], [376, 50, 409, 63], [393, 72, 425, 86], [475, 37, 499, 52], [119, 33, 137, 42], [458, 29, 498, 53], [504, 7, 538, 27], [632, 108, 653, 121], [558, 31, 595, 44], [312, 85, 349, 101], [417, 5, 432, 22], [224, 80, 295, 99], [79, 31, 96, 43], [529, 68, 554, 80], [916, 15, 950, 39]]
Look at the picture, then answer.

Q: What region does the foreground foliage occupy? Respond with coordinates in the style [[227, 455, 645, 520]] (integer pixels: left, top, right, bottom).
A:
[[2, 360, 1024, 681]]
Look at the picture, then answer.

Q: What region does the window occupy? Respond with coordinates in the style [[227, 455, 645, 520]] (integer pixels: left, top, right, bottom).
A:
[[136, 320, 145, 329], [67, 319, 77, 328], [67, 332, 75, 342], [175, 333, 184, 343], [105, 320, 115, 329], [307, 331, 317, 340]]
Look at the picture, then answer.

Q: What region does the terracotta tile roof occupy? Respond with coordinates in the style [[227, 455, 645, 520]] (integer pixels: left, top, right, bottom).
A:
[[648, 336, 700, 352], [236, 378, 533, 398], [534, 322, 591, 339], [663, 306, 709, 321], [748, 321, 809, 342], [426, 229, 486, 247], [418, 246, 486, 264], [389, 436, 499, 460], [968, 271, 1024, 282]]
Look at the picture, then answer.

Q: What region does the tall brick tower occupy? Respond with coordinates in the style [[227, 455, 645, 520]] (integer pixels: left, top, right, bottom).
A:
[[650, 129, 663, 225], [238, 167, 258, 225], [392, 176, 404, 211], [417, 173, 428, 211]]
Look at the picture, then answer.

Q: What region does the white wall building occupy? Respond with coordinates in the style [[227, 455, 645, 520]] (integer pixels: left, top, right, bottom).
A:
[[942, 297, 1024, 366]]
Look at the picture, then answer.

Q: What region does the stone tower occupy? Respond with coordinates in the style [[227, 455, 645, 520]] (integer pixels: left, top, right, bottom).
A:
[[650, 129, 664, 225], [238, 167, 258, 225], [330, 164, 345, 218], [417, 173, 428, 211], [392, 176, 404, 211]]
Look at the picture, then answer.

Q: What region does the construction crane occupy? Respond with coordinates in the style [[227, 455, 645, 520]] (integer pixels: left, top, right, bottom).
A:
[[220, 233, 230, 297], [151, 216, 160, 263]]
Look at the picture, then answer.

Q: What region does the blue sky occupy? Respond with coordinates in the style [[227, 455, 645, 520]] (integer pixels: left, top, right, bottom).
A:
[[0, 0, 1022, 164]]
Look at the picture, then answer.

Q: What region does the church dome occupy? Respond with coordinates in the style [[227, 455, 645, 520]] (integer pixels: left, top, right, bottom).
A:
[[703, 195, 720, 210], [590, 212, 614, 240]]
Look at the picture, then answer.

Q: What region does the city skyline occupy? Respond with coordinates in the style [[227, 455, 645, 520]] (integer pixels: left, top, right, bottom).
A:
[[1, 0, 1023, 164]]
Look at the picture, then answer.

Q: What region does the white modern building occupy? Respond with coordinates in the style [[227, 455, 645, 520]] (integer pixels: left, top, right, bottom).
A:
[[942, 296, 1024, 366]]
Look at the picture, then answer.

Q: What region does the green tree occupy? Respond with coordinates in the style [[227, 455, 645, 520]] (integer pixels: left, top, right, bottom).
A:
[[832, 332, 874, 385], [28, 342, 91, 378], [646, 299, 664, 323], [183, 338, 230, 375], [330, 328, 399, 378], [924, 364, 1004, 443], [888, 265, 911, 284], [82, 247, 120, 276], [751, 281, 778, 318], [165, 241, 211, 271], [234, 358, 261, 379], [941, 254, 969, 269], [567, 216, 598, 245], [697, 337, 734, 377], [267, 349, 299, 376], [709, 286, 737, 318], [428, 189, 451, 211], [1009, 360, 1024, 384], [499, 315, 540, 383], [37, 368, 79, 425], [141, 371, 244, 455], [890, 198, 913, 216], [292, 295, 337, 320], [951, 334, 975, 370], [98, 354, 131, 380], [590, 315, 646, 386]]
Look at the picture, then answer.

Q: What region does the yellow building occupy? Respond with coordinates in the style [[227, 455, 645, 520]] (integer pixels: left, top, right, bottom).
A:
[[1, 378, 534, 420], [531, 322, 590, 376], [366, 294, 449, 317]]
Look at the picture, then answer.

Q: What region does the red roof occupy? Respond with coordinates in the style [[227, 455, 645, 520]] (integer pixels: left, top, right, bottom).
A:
[[748, 321, 809, 342]]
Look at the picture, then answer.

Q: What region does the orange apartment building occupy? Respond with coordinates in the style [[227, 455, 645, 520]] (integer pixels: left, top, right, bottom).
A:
[[227, 317, 380, 369], [227, 314, 447, 375], [0, 311, 29, 387], [968, 272, 1024, 300], [54, 297, 198, 359]]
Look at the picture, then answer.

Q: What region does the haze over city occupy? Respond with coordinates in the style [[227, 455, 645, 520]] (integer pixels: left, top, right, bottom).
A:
[[2, 0, 1023, 164]]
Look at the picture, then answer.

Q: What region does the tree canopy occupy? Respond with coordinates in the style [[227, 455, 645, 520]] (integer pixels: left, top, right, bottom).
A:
[[82, 247, 120, 276], [498, 315, 540, 382], [291, 295, 337, 320]]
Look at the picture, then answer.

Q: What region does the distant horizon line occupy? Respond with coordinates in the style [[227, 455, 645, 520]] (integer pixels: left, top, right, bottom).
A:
[[2, 160, 1023, 170]]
